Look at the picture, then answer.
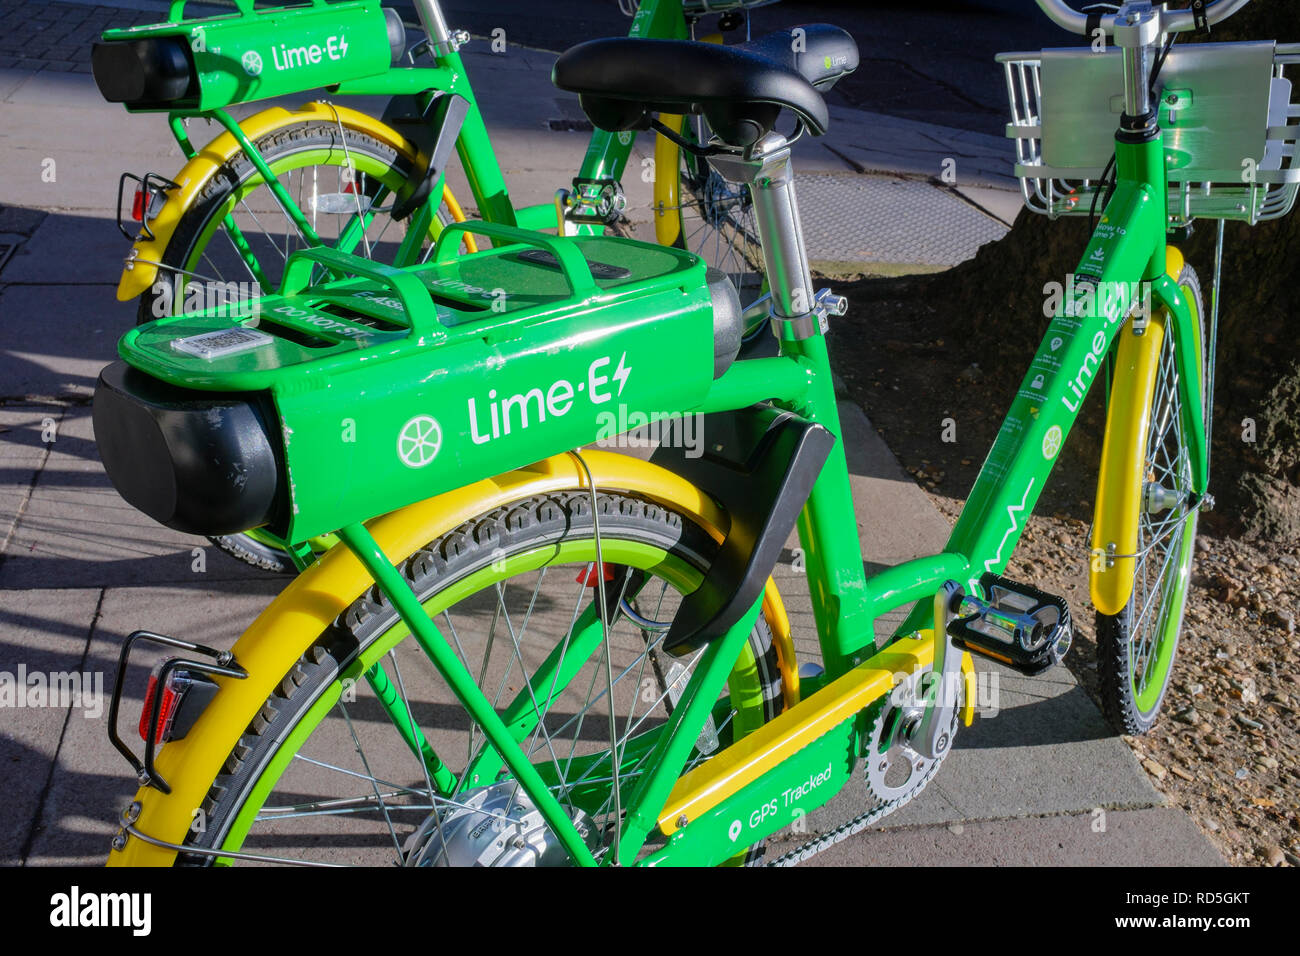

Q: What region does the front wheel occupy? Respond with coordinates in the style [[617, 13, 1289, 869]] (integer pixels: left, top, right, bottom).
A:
[[181, 489, 785, 866], [1095, 262, 1204, 734]]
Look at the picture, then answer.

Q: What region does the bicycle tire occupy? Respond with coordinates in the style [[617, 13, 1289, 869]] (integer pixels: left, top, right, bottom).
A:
[[1095, 262, 1204, 735], [180, 489, 784, 866]]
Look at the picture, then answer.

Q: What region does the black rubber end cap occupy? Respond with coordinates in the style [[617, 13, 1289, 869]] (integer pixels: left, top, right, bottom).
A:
[[92, 36, 193, 106]]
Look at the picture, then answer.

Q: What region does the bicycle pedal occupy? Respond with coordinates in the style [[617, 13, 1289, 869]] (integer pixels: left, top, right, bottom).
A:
[[946, 573, 1072, 676], [563, 177, 627, 225]]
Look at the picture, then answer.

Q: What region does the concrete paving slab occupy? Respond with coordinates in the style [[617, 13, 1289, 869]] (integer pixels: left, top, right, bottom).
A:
[[955, 183, 1025, 228], [0, 279, 133, 401], [0, 71, 174, 213], [789, 807, 1226, 867], [0, 586, 102, 865], [24, 580, 283, 865], [0, 68, 31, 104], [0, 407, 280, 590], [799, 172, 1009, 272], [0, 66, 101, 109], [828, 105, 1016, 189], [0, 406, 55, 555], [876, 662, 1163, 828], [0, 210, 135, 285]]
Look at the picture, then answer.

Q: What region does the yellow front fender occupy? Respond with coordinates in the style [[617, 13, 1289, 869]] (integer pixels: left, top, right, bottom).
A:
[[108, 451, 795, 865], [115, 103, 421, 302], [1089, 246, 1185, 615]]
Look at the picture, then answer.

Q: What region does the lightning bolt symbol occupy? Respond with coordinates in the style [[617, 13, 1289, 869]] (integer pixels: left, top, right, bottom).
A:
[[984, 477, 1034, 574], [612, 352, 631, 396]]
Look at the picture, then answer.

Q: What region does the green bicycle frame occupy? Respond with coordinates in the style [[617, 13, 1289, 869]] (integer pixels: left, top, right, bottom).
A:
[[322, 125, 1202, 866], [107, 2, 1210, 867]]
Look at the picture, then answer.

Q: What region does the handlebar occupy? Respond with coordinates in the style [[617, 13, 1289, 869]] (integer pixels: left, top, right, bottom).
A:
[[1034, 0, 1252, 35]]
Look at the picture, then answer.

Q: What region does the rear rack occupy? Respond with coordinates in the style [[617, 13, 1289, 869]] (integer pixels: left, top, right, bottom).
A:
[[997, 41, 1300, 224]]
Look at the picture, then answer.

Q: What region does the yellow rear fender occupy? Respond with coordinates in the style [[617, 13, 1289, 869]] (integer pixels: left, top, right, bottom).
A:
[[116, 103, 420, 302], [108, 451, 793, 865]]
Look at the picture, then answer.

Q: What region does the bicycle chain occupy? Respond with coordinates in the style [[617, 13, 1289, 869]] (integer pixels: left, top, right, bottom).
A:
[[755, 752, 946, 867]]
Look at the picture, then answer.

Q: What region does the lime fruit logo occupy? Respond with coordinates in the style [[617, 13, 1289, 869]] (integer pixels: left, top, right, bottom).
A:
[[397, 415, 442, 468], [1041, 424, 1063, 460], [241, 50, 263, 76]]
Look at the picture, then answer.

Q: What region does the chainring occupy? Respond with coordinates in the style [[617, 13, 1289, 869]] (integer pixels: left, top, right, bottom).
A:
[[755, 666, 964, 867], [862, 670, 959, 809]]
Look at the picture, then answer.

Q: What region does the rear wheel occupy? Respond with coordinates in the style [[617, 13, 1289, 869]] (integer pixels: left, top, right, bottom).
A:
[[1096, 265, 1204, 734], [181, 490, 785, 866]]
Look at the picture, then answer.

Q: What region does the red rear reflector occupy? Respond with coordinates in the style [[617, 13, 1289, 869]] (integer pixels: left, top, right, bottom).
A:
[[131, 187, 146, 222], [138, 672, 182, 744]]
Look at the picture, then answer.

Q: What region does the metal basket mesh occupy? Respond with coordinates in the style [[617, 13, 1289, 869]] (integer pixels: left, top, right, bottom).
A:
[[997, 42, 1299, 224]]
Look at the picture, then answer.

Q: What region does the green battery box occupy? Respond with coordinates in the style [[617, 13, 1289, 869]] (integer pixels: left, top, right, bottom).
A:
[[94, 223, 742, 542], [91, 0, 403, 112]]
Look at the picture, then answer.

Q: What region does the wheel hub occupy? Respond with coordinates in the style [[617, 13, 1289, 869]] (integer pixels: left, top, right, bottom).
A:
[[402, 781, 594, 867], [1143, 481, 1185, 514]]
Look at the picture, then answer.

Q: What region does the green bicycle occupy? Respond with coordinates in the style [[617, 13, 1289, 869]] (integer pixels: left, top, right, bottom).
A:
[[95, 0, 1295, 866], [96, 0, 780, 573]]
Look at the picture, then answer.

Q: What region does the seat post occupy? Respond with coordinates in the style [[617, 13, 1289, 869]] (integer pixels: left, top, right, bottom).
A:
[[709, 133, 820, 339], [410, 0, 454, 54]]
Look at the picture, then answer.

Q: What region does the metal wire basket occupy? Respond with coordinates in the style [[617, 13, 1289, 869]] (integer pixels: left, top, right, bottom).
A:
[[997, 41, 1300, 224]]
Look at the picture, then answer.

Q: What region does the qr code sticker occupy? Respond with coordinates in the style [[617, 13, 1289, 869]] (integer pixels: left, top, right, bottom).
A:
[[172, 327, 274, 360]]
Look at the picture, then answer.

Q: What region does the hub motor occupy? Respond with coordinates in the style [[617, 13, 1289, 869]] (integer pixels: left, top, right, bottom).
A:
[[403, 781, 596, 867]]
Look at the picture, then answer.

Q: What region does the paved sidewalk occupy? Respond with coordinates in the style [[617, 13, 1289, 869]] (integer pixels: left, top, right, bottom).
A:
[[0, 0, 159, 74], [0, 1, 1220, 867]]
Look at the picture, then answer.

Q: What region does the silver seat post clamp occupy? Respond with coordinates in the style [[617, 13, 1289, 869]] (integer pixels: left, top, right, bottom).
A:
[[770, 287, 848, 341]]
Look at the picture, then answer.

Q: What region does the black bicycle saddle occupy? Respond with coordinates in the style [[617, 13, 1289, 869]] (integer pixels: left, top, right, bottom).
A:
[[552, 24, 859, 149]]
